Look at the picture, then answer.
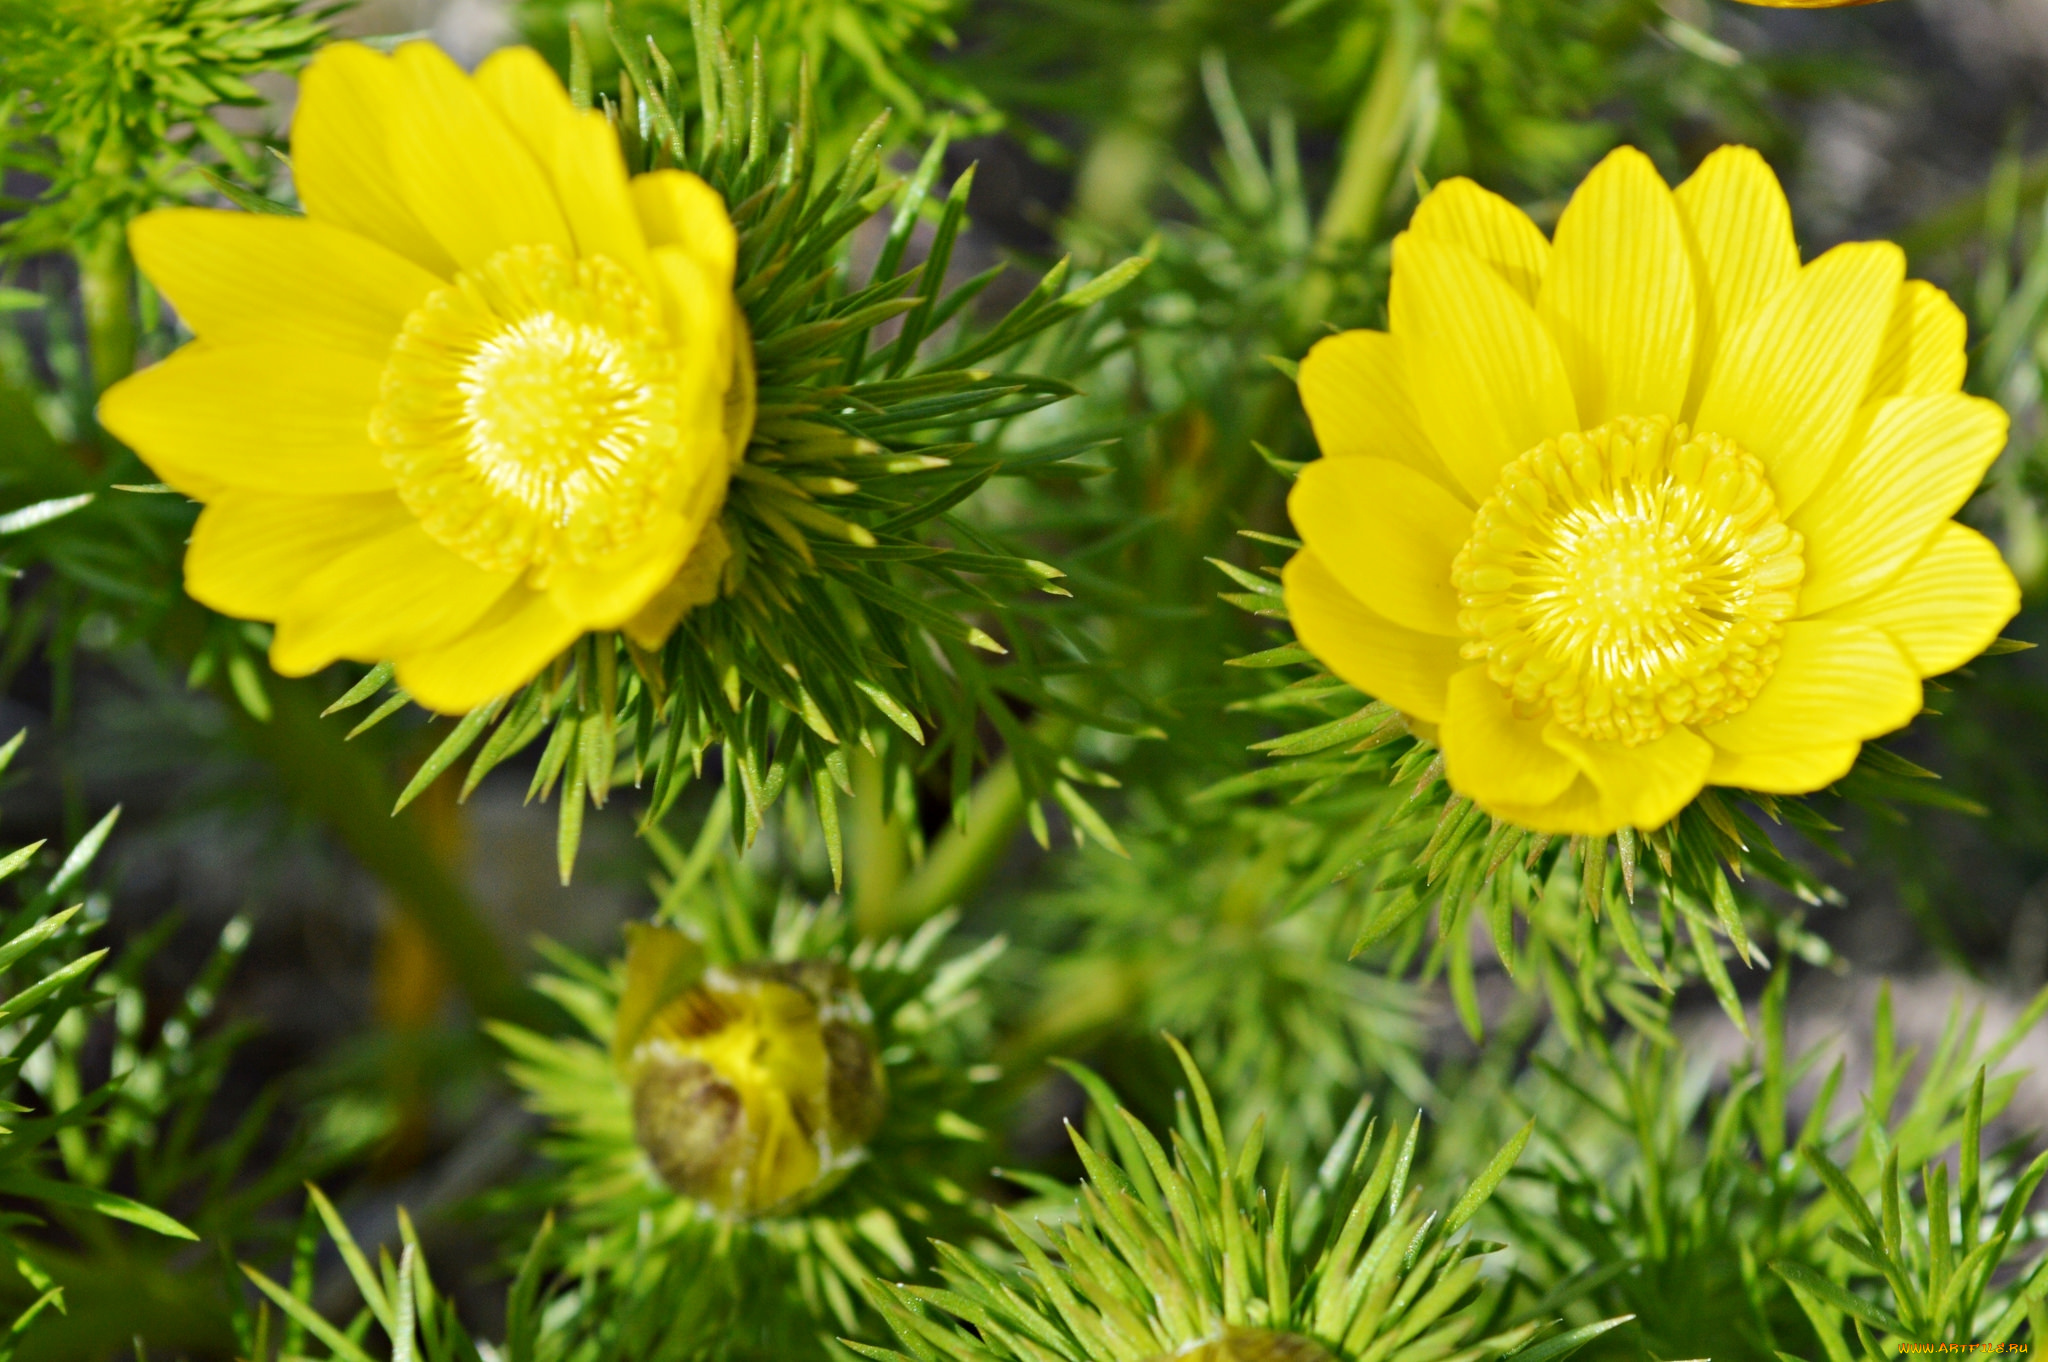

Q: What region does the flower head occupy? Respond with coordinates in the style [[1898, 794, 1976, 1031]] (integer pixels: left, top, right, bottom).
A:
[[99, 41, 752, 712], [614, 925, 885, 1216], [1286, 146, 2018, 836]]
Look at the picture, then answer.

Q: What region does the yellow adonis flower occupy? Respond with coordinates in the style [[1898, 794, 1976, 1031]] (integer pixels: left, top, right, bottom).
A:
[[1286, 146, 2020, 837], [99, 41, 754, 713]]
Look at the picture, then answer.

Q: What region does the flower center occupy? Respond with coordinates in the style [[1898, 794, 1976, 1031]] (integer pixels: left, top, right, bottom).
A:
[[373, 244, 681, 577], [1451, 415, 1804, 745]]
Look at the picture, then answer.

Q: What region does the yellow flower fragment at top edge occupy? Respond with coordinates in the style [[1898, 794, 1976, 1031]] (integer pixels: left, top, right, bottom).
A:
[[99, 41, 755, 713], [1286, 146, 2020, 837]]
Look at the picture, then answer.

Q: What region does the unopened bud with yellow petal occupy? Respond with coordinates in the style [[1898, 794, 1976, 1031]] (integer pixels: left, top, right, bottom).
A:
[[614, 924, 886, 1216]]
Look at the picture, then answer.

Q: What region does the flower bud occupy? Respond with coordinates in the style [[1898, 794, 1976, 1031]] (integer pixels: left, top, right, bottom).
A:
[[614, 926, 886, 1216], [1158, 1330, 1338, 1362]]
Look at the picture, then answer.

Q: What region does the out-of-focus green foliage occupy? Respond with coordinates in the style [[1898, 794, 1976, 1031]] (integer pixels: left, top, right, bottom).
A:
[[518, 0, 994, 148], [0, 0, 331, 256]]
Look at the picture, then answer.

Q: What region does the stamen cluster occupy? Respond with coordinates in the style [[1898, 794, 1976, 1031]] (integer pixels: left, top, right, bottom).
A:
[[374, 244, 686, 578], [1451, 415, 1804, 745]]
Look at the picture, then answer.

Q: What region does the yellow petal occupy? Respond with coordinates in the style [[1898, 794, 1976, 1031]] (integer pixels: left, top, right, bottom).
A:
[[386, 41, 572, 272], [1407, 177, 1551, 302], [1694, 241, 1903, 517], [1441, 666, 1580, 808], [1287, 457, 1469, 636], [632, 171, 739, 286], [291, 43, 457, 277], [1792, 393, 2007, 615], [99, 344, 390, 496], [474, 47, 651, 282], [1673, 145, 1800, 407], [1700, 618, 1919, 753], [186, 491, 412, 619], [652, 246, 735, 421], [1821, 521, 2019, 677], [129, 209, 436, 358], [1707, 743, 1859, 794], [544, 511, 694, 629], [272, 521, 517, 675], [1485, 776, 1611, 837], [1536, 146, 1696, 425], [1390, 234, 1578, 502], [1282, 550, 1461, 724], [395, 588, 583, 713], [627, 520, 732, 650], [1865, 279, 1967, 401], [1543, 724, 1713, 832], [1296, 329, 1463, 496]]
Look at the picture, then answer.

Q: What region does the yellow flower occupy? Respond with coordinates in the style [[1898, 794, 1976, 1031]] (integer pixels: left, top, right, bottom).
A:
[[99, 41, 754, 713], [1286, 146, 2019, 836]]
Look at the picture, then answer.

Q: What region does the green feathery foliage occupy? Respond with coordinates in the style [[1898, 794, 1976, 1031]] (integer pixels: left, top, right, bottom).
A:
[[0, 0, 332, 256], [326, 7, 1148, 886], [1451, 974, 2048, 1361], [0, 735, 370, 1359], [859, 1038, 1627, 1362], [0, 732, 192, 1356]]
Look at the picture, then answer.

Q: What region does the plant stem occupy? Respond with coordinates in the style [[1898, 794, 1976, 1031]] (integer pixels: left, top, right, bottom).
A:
[[866, 754, 1024, 938], [1291, 0, 1432, 333], [849, 748, 912, 935], [854, 715, 1076, 940], [76, 227, 136, 395]]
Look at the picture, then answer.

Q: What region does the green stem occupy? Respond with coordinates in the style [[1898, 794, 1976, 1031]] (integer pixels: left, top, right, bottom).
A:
[[854, 715, 1076, 940], [1291, 0, 1431, 334], [849, 748, 911, 936], [994, 954, 1148, 1077], [868, 754, 1024, 938], [76, 228, 136, 395]]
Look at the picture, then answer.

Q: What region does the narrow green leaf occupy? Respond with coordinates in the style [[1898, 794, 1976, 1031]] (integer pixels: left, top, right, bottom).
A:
[[322, 663, 395, 716], [1769, 1261, 1907, 1336], [0, 904, 77, 973], [0, 950, 105, 1021], [1051, 781, 1128, 858], [241, 1265, 377, 1362], [0, 1172, 195, 1239], [394, 699, 503, 813], [1507, 1314, 1635, 1362], [1445, 1118, 1533, 1235]]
